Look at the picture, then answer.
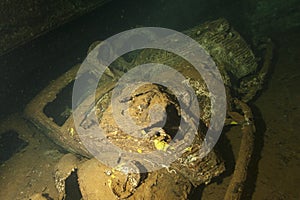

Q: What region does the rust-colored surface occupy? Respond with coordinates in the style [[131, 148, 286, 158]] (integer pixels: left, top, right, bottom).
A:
[[0, 114, 63, 199], [24, 64, 92, 157]]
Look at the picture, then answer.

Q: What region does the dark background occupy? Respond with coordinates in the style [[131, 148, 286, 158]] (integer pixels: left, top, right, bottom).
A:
[[0, 0, 299, 119]]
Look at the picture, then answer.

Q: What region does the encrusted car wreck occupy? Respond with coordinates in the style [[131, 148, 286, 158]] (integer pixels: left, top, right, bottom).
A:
[[24, 18, 273, 200]]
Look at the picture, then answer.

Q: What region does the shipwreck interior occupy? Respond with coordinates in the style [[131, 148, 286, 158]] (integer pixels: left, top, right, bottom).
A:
[[0, 0, 299, 199]]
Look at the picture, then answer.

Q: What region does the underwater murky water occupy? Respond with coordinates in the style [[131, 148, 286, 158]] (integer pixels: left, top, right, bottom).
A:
[[0, 0, 299, 199]]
